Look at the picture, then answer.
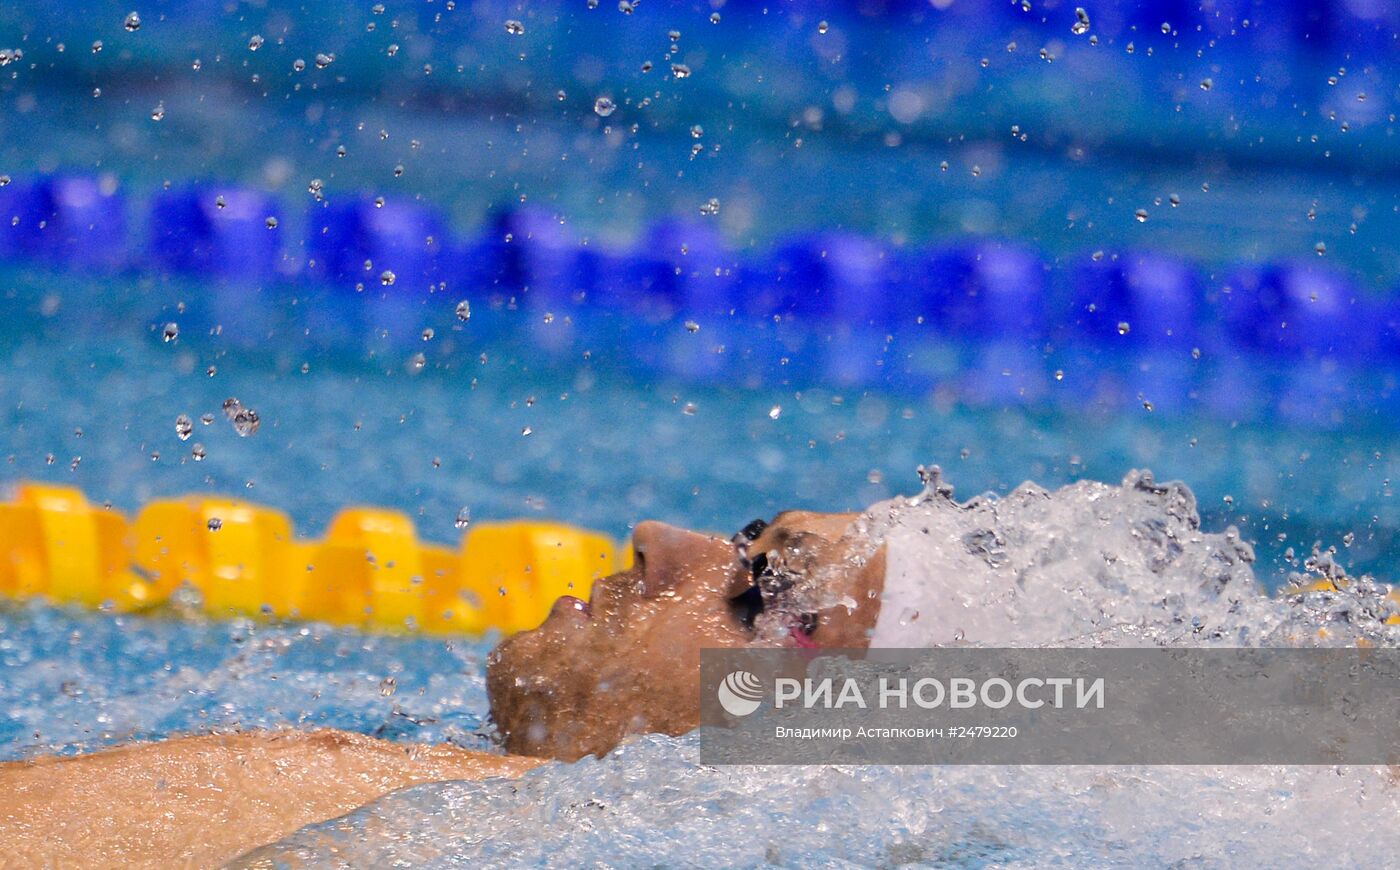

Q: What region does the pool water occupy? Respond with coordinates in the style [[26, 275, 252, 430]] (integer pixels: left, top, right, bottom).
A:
[[2, 267, 1397, 763], [0, 601, 499, 759], [3, 265, 1398, 595]]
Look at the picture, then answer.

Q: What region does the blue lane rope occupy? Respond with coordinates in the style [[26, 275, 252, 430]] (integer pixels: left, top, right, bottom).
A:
[[1, 174, 1397, 427]]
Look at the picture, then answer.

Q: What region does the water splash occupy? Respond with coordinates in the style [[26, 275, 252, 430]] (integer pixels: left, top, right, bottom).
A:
[[234, 471, 1400, 867]]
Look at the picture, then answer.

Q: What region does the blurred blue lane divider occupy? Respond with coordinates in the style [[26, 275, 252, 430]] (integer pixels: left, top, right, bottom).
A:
[[1069, 252, 1199, 349], [0, 177, 127, 269], [1216, 263, 1365, 360], [916, 242, 1046, 341], [151, 186, 284, 279], [306, 198, 447, 289], [0, 174, 1392, 426]]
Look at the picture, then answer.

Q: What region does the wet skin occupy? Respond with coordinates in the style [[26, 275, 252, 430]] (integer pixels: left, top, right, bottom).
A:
[[488, 511, 886, 760], [0, 511, 883, 865], [0, 730, 544, 868]]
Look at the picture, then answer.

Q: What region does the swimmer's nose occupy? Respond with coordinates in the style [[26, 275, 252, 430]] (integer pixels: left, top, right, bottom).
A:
[[632, 520, 734, 597]]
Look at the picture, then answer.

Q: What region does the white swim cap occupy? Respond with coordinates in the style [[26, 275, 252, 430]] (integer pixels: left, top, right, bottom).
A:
[[861, 469, 1259, 648]]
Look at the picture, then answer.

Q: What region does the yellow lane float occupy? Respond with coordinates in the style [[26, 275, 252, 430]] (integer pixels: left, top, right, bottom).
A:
[[0, 482, 627, 636]]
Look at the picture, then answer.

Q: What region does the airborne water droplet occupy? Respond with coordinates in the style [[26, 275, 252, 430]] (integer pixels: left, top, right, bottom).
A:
[[248, 34, 264, 51], [504, 19, 525, 35], [455, 507, 471, 529], [175, 414, 193, 441], [455, 300, 471, 321], [769, 405, 782, 420], [191, 443, 207, 461], [162, 322, 179, 342], [1071, 7, 1090, 35], [123, 11, 141, 32], [1117, 321, 1131, 335], [207, 517, 222, 531], [380, 270, 396, 286], [593, 96, 616, 117], [231, 408, 260, 437], [1134, 208, 1149, 223]]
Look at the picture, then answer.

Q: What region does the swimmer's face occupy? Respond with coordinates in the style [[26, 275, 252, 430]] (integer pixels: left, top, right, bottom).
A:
[[487, 512, 885, 760]]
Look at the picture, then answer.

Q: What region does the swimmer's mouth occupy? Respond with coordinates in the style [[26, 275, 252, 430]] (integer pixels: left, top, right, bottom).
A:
[[729, 584, 817, 646], [788, 615, 819, 649], [729, 518, 817, 646]]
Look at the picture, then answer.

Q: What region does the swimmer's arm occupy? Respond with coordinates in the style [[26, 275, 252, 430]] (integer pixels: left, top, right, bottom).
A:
[[0, 729, 543, 869]]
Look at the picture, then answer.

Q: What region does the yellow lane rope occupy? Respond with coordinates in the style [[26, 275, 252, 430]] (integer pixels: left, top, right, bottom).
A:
[[1, 482, 1390, 634], [0, 482, 624, 635]]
